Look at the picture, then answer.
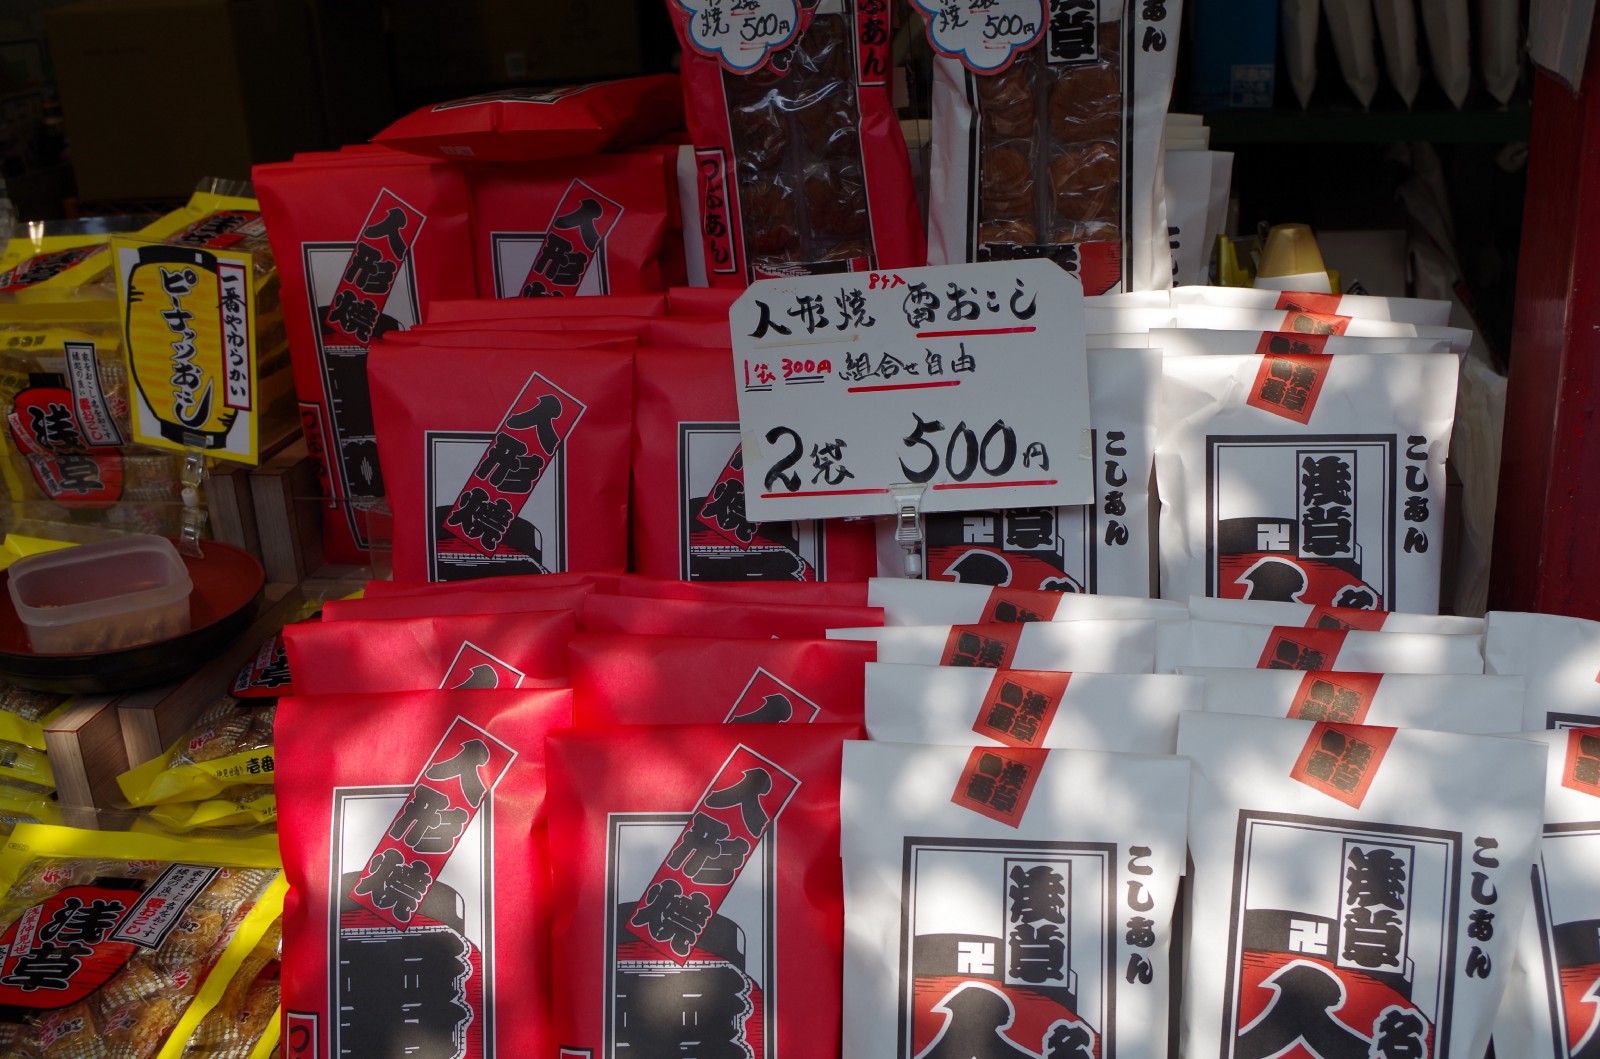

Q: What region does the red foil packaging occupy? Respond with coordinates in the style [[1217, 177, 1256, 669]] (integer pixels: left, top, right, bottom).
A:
[[367, 341, 634, 582], [568, 631, 875, 725], [277, 687, 572, 1059], [545, 723, 860, 1058], [668, 0, 925, 284], [254, 150, 476, 562], [634, 346, 877, 582], [579, 592, 881, 637]]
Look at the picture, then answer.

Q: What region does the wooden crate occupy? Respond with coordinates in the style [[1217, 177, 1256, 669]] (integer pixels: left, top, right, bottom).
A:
[[44, 694, 129, 814], [205, 419, 301, 561]]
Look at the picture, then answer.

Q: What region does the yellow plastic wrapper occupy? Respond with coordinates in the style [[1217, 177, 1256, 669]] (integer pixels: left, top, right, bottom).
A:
[[180, 917, 280, 1058], [118, 702, 276, 809], [0, 680, 72, 751], [148, 789, 276, 835], [0, 823, 283, 1059], [0, 230, 116, 305]]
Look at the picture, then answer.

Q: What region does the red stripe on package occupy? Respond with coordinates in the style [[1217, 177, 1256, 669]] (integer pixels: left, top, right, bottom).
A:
[[1257, 625, 1350, 670], [949, 745, 1050, 827], [363, 570, 628, 598], [1275, 291, 1343, 314], [971, 668, 1072, 747], [1561, 728, 1600, 797], [467, 154, 669, 300], [626, 745, 800, 963], [640, 315, 731, 346], [278, 688, 571, 1059], [545, 723, 858, 1058], [370, 75, 686, 162], [428, 292, 666, 322], [669, 3, 924, 285], [1278, 308, 1351, 334], [282, 609, 575, 694], [380, 327, 638, 349], [1305, 604, 1390, 631], [1246, 351, 1333, 424], [254, 153, 475, 562], [1289, 721, 1396, 808], [323, 584, 593, 622], [666, 285, 741, 316], [579, 593, 882, 638], [368, 342, 633, 582], [568, 632, 875, 725], [634, 347, 877, 582], [348, 718, 518, 929], [1287, 671, 1385, 723], [1251, 331, 1333, 357], [940, 622, 1026, 667], [979, 586, 1064, 623]]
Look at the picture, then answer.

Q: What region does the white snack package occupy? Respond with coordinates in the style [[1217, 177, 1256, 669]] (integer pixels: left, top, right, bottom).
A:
[[1087, 290, 1172, 308], [1420, 0, 1472, 107], [829, 619, 1157, 672], [1283, 0, 1323, 107], [1165, 148, 1214, 286], [841, 739, 1189, 1059], [1149, 327, 1455, 357], [1089, 303, 1461, 342], [1506, 728, 1600, 1059], [1155, 619, 1484, 673], [864, 662, 1202, 752], [1178, 711, 1546, 1059], [1206, 152, 1233, 264], [1484, 610, 1600, 728], [1167, 284, 1453, 326], [1156, 353, 1459, 613], [868, 578, 1185, 626], [1374, 0, 1424, 105], [876, 349, 1161, 597], [1187, 595, 1485, 635], [925, 0, 1183, 295], [1324, 0, 1382, 106], [1182, 665, 1524, 730], [1088, 332, 1153, 348]]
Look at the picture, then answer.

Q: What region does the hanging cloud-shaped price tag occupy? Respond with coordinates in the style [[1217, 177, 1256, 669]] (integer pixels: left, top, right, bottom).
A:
[[911, 0, 1047, 72], [675, 0, 804, 73]]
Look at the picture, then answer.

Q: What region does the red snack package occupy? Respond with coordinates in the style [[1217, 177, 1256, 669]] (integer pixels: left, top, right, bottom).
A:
[[466, 152, 669, 299], [580, 593, 881, 637], [282, 609, 575, 692], [668, 285, 742, 316], [277, 687, 571, 1059], [371, 75, 685, 162], [254, 151, 476, 562], [634, 346, 877, 582], [545, 723, 858, 1057], [615, 575, 869, 606], [368, 341, 633, 582], [322, 582, 593, 621], [427, 292, 666, 322], [380, 327, 637, 349], [639, 315, 730, 346], [364, 570, 630, 598], [569, 632, 875, 724], [669, 2, 924, 284], [626, 143, 689, 288]]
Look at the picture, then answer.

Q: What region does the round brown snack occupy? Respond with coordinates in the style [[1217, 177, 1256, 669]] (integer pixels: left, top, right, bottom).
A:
[[731, 100, 789, 170], [798, 106, 859, 160], [103, 995, 178, 1057], [979, 220, 1039, 245], [803, 168, 868, 239], [981, 146, 1036, 218], [97, 959, 178, 1012], [739, 178, 799, 256], [194, 867, 276, 912], [1049, 142, 1121, 224], [1048, 64, 1121, 143], [36, 1002, 103, 1058], [158, 906, 226, 968], [188, 714, 253, 763], [978, 61, 1036, 140]]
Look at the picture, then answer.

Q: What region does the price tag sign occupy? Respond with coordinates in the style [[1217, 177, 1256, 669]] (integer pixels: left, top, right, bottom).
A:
[[732, 260, 1092, 522]]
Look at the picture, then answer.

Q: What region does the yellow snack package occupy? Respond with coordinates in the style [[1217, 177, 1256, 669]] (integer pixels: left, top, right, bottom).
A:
[[118, 702, 276, 809], [0, 230, 114, 305], [135, 186, 273, 276], [148, 789, 276, 835], [180, 916, 280, 1058], [0, 822, 282, 1059], [0, 681, 73, 751]]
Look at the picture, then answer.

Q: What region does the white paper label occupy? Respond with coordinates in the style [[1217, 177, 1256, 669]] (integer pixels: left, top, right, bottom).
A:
[[677, 0, 803, 72], [912, 0, 1047, 71], [733, 260, 1093, 521]]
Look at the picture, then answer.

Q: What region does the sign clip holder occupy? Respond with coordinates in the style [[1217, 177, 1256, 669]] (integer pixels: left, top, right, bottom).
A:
[[890, 482, 926, 578]]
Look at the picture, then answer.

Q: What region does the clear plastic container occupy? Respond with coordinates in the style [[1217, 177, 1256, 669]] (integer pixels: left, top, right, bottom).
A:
[[7, 535, 192, 654]]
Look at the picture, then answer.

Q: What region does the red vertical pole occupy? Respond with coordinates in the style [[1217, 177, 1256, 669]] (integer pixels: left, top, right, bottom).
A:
[[1491, 29, 1600, 617]]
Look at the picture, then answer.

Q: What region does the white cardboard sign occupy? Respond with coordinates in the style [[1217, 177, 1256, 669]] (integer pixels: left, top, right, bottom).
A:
[[732, 260, 1093, 521]]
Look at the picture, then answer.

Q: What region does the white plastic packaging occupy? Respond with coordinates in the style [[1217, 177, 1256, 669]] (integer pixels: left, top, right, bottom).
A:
[[1483, 610, 1600, 728], [1186, 595, 1484, 635], [1166, 284, 1453, 326], [1324, 0, 1383, 106], [1373, 0, 1424, 105], [867, 578, 1185, 626], [1155, 619, 1485, 673], [1420, 0, 1472, 107], [828, 619, 1157, 672], [1283, 0, 1323, 107], [1149, 327, 1455, 357], [1182, 665, 1523, 730]]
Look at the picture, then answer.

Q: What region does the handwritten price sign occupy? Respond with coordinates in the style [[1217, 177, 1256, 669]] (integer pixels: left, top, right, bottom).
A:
[[732, 260, 1092, 522]]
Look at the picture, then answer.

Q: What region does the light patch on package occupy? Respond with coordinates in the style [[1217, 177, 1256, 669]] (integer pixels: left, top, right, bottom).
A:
[[347, 718, 517, 931], [1288, 672, 1384, 724], [115, 240, 260, 462], [1210, 436, 1397, 610], [680, 424, 825, 581], [491, 179, 623, 299], [972, 670, 1071, 747], [1221, 812, 1456, 1058], [727, 668, 821, 723], [1246, 352, 1332, 425], [897, 838, 1112, 1057], [432, 372, 585, 574], [913, 0, 1047, 72], [624, 745, 800, 964], [1290, 722, 1396, 808], [676, 0, 803, 72], [951, 746, 1050, 826]]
